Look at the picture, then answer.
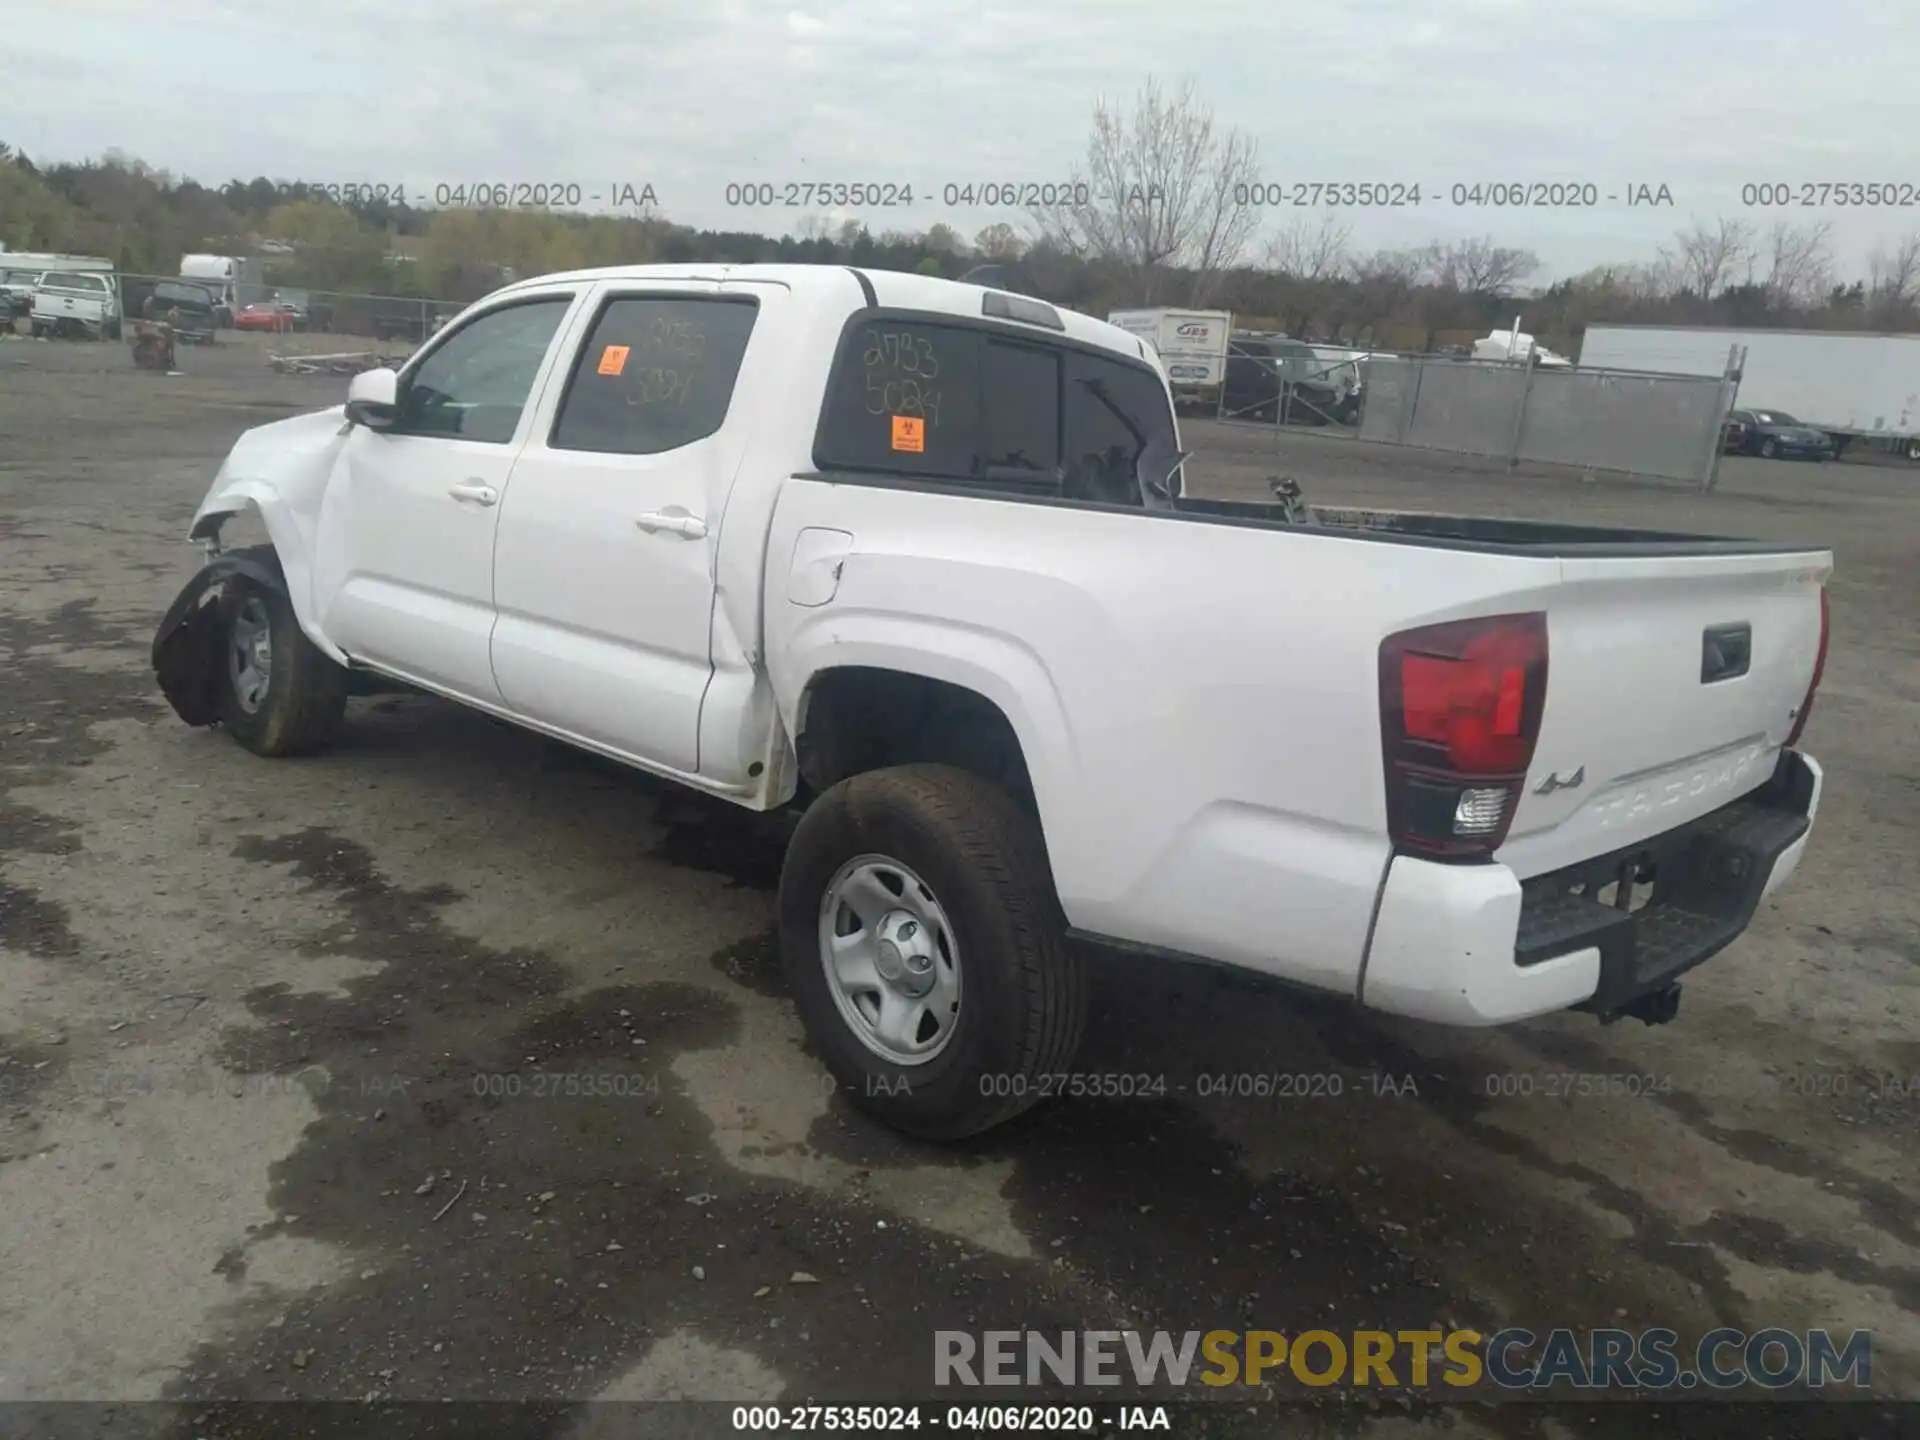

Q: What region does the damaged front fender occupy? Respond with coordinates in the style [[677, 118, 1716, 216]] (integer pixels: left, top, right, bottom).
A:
[[151, 547, 287, 727]]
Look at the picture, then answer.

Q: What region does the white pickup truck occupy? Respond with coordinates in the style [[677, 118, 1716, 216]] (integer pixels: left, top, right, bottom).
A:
[[30, 269, 122, 339], [150, 264, 1831, 1139]]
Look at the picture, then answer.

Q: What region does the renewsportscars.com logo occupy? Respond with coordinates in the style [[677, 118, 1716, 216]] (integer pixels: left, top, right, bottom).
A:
[[934, 1327, 1872, 1392]]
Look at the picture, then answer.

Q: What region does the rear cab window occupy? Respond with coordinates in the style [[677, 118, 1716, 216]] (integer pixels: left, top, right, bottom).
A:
[[813, 312, 1177, 505], [550, 294, 758, 454]]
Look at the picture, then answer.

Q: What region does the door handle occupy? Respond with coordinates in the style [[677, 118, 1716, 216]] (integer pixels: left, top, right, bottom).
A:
[[448, 480, 498, 506], [635, 509, 708, 539]]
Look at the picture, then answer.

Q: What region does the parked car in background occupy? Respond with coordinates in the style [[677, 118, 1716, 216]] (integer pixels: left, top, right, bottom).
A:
[[234, 299, 297, 334], [141, 280, 222, 344], [30, 270, 121, 339], [1, 267, 45, 318], [1723, 408, 1834, 461], [273, 291, 313, 330], [1222, 333, 1351, 424]]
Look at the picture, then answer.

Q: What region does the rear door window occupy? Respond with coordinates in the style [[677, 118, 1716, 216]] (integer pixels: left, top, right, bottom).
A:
[[550, 295, 759, 454], [977, 339, 1060, 478]]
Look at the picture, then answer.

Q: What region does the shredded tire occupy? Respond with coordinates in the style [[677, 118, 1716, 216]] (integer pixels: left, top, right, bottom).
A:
[[215, 551, 348, 758]]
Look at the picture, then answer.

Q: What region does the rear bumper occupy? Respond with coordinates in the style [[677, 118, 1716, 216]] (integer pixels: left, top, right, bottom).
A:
[[1360, 750, 1820, 1026]]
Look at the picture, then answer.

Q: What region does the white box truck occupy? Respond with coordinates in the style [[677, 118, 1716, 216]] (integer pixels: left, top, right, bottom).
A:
[[1107, 308, 1231, 411], [180, 254, 266, 326], [1578, 324, 1920, 461]]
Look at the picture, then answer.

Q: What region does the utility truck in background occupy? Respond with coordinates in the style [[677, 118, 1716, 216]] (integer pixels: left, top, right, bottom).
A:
[[1473, 323, 1573, 367], [1578, 323, 1920, 461], [180, 254, 265, 327], [1106, 307, 1232, 412], [150, 263, 1831, 1141]]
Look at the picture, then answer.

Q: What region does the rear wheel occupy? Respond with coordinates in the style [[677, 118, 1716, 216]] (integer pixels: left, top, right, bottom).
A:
[[779, 764, 1087, 1140], [216, 575, 348, 757]]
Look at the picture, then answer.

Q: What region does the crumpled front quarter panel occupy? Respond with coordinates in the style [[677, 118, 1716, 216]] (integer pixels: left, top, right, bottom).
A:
[[189, 405, 354, 643]]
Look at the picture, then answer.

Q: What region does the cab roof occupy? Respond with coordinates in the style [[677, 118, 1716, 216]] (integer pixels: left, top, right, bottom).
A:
[[490, 262, 1154, 365]]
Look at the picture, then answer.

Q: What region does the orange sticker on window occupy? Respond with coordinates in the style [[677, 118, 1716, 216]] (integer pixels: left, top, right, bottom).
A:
[[597, 344, 629, 376], [891, 415, 925, 452]]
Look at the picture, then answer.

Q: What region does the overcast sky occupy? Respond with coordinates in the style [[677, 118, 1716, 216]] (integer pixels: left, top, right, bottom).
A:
[[8, 0, 1918, 281]]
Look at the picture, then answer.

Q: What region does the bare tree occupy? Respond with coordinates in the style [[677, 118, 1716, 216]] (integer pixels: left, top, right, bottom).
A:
[[1659, 217, 1756, 299], [1029, 76, 1261, 304], [1421, 235, 1540, 298], [971, 222, 1026, 261], [1759, 220, 1835, 309], [1632, 253, 1682, 301], [1262, 211, 1352, 282], [1866, 232, 1920, 324]]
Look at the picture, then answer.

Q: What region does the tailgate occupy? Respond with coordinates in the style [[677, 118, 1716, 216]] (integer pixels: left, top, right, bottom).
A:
[[1496, 548, 1829, 879], [36, 293, 102, 321]]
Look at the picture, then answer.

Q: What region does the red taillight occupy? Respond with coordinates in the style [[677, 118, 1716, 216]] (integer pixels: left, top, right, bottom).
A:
[[1379, 613, 1549, 861], [1784, 586, 1829, 748]]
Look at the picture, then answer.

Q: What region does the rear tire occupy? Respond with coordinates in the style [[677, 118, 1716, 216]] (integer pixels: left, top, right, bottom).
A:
[[216, 572, 348, 757], [779, 764, 1087, 1140]]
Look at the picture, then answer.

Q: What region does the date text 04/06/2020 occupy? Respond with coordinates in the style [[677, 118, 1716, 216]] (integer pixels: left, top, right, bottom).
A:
[[265, 182, 658, 208], [1230, 181, 1676, 207], [429, 182, 658, 208], [719, 182, 1168, 209]]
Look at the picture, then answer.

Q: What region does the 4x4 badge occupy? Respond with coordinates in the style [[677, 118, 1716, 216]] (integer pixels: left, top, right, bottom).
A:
[[1533, 766, 1586, 794]]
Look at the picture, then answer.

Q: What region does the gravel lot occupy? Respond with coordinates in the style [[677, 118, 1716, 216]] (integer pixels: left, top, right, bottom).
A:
[[1, 332, 1915, 1437]]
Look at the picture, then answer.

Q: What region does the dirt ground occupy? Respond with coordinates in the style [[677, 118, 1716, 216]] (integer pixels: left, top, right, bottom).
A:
[[1, 330, 1916, 1437]]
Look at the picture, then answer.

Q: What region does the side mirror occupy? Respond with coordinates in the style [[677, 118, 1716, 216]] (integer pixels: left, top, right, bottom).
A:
[[345, 367, 399, 428]]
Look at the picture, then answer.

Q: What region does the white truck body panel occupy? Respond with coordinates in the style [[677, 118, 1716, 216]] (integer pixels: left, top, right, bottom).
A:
[[181, 253, 265, 309], [31, 270, 119, 331], [1473, 329, 1572, 367], [179, 263, 1828, 1029], [1106, 308, 1232, 388], [1578, 323, 1920, 438]]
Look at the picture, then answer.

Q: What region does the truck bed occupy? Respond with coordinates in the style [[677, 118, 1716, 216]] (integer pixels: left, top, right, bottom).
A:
[[1170, 495, 1813, 555]]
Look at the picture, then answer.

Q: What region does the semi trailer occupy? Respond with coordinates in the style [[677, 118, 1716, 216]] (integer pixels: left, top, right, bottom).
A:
[[1578, 323, 1920, 461]]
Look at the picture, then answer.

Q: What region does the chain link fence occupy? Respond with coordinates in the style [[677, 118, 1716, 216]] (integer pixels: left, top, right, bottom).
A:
[[1359, 352, 1740, 489], [112, 272, 463, 343], [1209, 335, 1368, 436]]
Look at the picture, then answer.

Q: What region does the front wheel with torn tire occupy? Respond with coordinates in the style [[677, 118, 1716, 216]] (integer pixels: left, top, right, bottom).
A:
[[779, 764, 1087, 1141], [217, 574, 349, 757]]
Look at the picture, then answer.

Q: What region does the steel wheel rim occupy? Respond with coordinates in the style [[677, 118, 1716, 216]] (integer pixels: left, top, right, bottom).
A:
[[818, 853, 962, 1066], [228, 596, 272, 714]]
